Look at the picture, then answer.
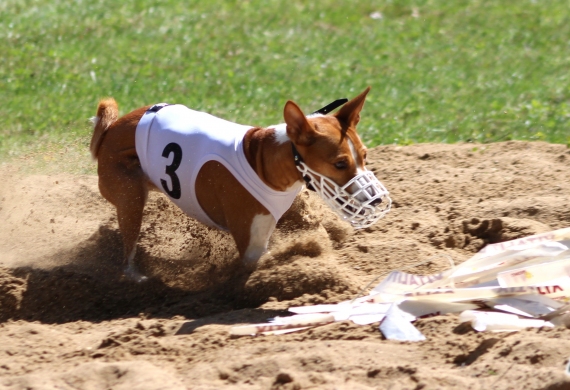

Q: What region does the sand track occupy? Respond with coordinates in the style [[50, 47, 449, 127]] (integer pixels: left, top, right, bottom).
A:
[[1, 141, 570, 389]]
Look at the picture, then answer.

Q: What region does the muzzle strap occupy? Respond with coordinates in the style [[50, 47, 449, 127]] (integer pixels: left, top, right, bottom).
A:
[[291, 143, 316, 192]]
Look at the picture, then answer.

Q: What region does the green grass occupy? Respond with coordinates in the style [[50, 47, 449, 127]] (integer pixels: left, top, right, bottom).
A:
[[2, 0, 570, 165]]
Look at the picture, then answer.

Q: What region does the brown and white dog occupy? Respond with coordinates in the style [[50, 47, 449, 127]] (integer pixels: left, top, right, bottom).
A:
[[90, 87, 390, 281]]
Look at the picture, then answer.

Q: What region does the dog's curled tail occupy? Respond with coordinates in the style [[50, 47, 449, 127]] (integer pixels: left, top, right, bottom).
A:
[[89, 98, 119, 160]]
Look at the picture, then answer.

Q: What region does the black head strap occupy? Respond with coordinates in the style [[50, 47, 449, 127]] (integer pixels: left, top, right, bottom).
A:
[[311, 98, 348, 115]]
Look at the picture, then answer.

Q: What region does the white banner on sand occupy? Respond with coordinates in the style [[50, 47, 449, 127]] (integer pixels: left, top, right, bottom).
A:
[[485, 296, 560, 317], [380, 304, 426, 341], [497, 256, 570, 287], [474, 227, 570, 257], [230, 227, 570, 339], [420, 242, 570, 290], [229, 313, 334, 336], [459, 310, 554, 332]]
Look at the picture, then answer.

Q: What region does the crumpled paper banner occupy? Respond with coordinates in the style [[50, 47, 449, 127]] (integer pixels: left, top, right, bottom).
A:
[[230, 227, 570, 339], [459, 310, 554, 332]]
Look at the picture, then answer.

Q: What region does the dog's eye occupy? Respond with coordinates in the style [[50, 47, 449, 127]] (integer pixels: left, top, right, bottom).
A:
[[334, 160, 348, 170]]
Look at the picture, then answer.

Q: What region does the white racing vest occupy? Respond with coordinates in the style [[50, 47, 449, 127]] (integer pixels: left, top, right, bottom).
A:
[[135, 104, 301, 230]]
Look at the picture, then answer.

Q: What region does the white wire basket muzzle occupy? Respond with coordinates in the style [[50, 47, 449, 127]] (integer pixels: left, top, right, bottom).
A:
[[296, 161, 392, 229]]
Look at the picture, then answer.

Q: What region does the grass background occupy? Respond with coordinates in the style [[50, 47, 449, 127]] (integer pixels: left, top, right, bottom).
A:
[[1, 0, 570, 170]]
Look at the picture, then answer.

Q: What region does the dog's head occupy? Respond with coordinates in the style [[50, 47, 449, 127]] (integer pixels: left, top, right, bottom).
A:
[[284, 87, 391, 228]]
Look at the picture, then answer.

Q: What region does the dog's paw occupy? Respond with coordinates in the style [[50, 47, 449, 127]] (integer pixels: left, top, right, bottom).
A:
[[124, 267, 149, 283]]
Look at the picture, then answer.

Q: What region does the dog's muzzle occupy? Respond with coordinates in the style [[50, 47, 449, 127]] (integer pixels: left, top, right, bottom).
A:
[[295, 159, 392, 229]]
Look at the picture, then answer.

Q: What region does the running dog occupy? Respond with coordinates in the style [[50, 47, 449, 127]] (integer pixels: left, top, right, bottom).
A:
[[90, 87, 390, 280]]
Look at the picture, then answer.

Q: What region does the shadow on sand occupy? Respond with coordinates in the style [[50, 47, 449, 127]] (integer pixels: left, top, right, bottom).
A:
[[3, 225, 273, 325]]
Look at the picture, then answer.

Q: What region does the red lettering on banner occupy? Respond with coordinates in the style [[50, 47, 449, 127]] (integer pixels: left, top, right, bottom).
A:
[[508, 270, 528, 283], [536, 286, 563, 295], [405, 290, 454, 298], [386, 271, 444, 286], [537, 286, 550, 295], [481, 232, 557, 255], [410, 275, 420, 286], [494, 287, 528, 295]]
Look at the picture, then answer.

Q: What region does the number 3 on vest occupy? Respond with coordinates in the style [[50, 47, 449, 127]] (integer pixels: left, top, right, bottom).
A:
[[160, 142, 182, 199]]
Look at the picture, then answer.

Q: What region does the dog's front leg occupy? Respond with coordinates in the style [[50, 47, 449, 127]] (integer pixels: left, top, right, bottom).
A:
[[228, 212, 276, 272], [195, 161, 277, 271], [242, 213, 276, 269]]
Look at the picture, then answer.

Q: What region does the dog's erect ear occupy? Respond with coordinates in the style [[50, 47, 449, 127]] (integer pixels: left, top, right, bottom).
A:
[[284, 100, 316, 146], [335, 86, 371, 128]]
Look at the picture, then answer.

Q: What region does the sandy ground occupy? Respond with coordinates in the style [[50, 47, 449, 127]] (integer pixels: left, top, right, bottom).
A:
[[2, 141, 570, 389]]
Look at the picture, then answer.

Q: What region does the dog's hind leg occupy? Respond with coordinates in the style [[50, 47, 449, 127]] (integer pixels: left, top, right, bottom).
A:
[[98, 160, 149, 282], [91, 101, 151, 281], [116, 191, 148, 282]]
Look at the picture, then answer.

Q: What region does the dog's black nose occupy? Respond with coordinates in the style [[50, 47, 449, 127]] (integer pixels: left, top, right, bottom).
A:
[[370, 198, 383, 207]]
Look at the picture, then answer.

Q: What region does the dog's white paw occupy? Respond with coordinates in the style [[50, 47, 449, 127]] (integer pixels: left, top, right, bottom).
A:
[[124, 267, 149, 283]]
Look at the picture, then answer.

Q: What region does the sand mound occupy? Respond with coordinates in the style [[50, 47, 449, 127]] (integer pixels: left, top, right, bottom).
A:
[[2, 141, 570, 389], [3, 360, 186, 390]]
